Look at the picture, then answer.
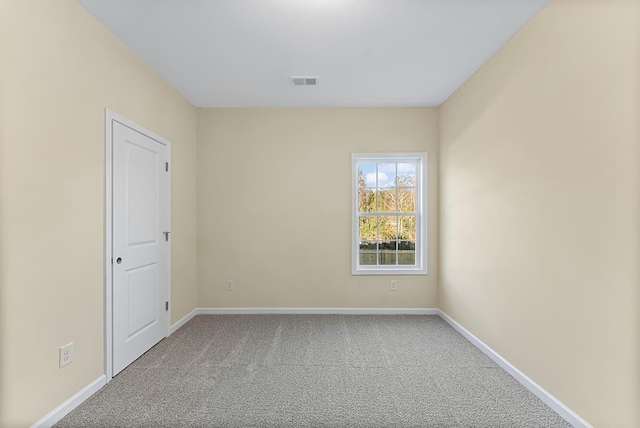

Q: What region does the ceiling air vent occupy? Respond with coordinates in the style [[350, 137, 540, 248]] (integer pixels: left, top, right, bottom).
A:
[[291, 76, 319, 86]]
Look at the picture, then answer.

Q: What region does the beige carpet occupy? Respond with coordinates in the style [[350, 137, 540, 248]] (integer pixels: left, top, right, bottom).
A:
[[56, 314, 570, 427]]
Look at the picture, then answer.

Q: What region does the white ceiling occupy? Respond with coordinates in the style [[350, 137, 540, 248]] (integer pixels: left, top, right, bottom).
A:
[[77, 0, 547, 108]]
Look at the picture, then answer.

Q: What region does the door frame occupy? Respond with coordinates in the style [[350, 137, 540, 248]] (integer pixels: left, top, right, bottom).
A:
[[104, 109, 171, 382]]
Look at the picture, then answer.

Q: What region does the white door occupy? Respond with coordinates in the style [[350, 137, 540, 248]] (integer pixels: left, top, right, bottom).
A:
[[112, 120, 169, 376]]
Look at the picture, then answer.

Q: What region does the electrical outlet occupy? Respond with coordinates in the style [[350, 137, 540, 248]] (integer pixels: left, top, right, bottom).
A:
[[226, 280, 234, 291], [390, 280, 398, 291], [59, 343, 73, 368]]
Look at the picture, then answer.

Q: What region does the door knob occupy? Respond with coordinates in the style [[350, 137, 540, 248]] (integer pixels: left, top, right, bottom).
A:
[[116, 257, 122, 264]]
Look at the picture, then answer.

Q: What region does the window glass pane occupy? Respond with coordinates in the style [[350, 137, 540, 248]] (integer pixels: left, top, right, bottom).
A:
[[376, 163, 396, 188], [397, 163, 416, 187], [398, 241, 416, 265], [358, 189, 376, 213], [399, 216, 416, 240], [378, 240, 397, 265], [397, 188, 415, 212], [359, 241, 377, 265], [353, 154, 425, 273], [378, 216, 398, 240], [358, 163, 377, 188], [359, 216, 377, 240], [377, 189, 396, 212]]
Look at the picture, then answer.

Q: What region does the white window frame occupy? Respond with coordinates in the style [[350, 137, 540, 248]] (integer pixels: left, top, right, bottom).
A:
[[351, 152, 428, 275]]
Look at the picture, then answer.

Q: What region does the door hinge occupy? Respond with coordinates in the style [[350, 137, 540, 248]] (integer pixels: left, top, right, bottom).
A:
[[165, 162, 169, 172], [163, 231, 170, 241], [165, 301, 169, 311]]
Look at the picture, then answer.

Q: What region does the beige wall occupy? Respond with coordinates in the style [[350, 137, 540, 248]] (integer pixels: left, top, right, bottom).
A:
[[197, 108, 438, 309], [439, 0, 640, 426], [0, 1, 198, 426]]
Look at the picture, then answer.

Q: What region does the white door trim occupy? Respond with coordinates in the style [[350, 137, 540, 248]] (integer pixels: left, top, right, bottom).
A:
[[104, 109, 171, 382]]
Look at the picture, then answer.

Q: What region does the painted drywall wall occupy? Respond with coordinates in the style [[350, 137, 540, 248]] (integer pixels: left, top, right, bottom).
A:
[[0, 1, 198, 426], [439, 0, 640, 426], [197, 108, 438, 308]]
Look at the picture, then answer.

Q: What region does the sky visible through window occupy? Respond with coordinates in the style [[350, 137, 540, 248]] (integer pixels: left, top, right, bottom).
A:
[[358, 162, 416, 188]]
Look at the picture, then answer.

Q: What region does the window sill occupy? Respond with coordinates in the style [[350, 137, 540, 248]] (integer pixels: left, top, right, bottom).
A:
[[352, 268, 428, 276]]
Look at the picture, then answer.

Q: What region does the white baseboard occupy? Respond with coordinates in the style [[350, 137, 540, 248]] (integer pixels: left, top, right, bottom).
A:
[[198, 307, 438, 315], [169, 307, 199, 335], [31, 375, 106, 428], [437, 310, 592, 428]]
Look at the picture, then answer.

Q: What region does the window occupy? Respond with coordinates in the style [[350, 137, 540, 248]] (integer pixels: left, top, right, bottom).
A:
[[352, 153, 427, 275]]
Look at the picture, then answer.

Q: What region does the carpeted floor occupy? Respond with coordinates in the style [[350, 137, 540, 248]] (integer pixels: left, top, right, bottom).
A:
[[56, 315, 570, 427]]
